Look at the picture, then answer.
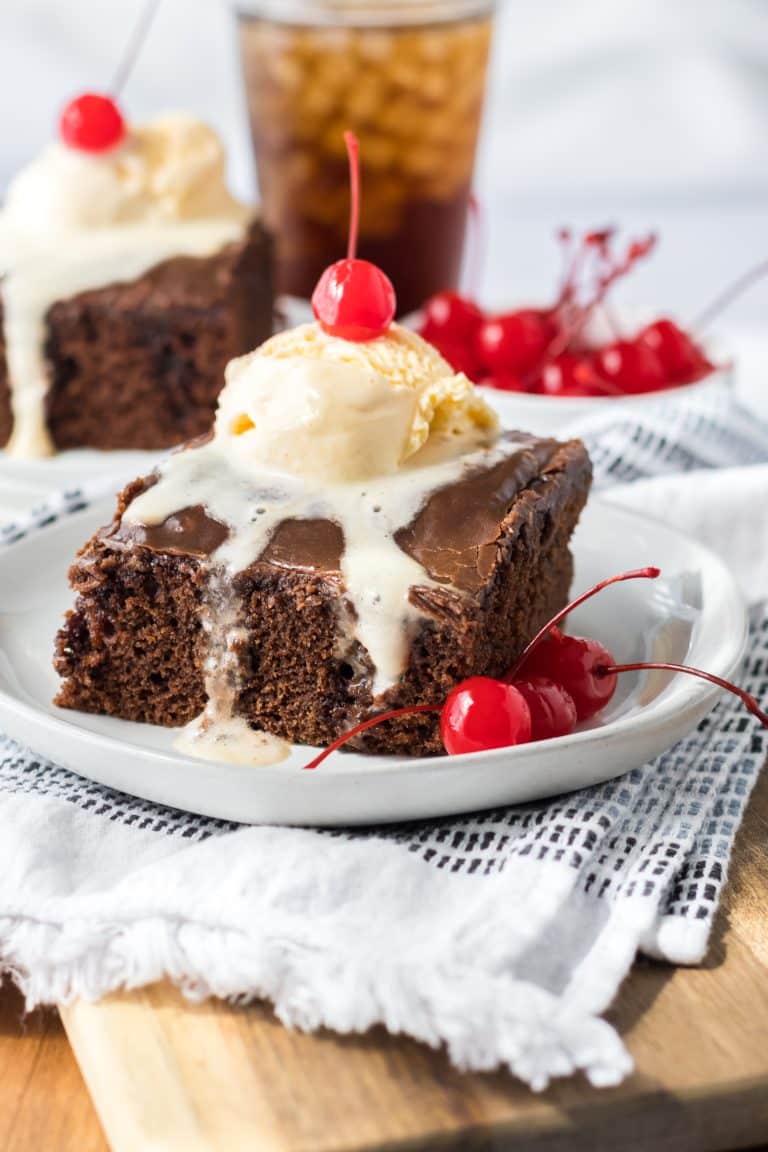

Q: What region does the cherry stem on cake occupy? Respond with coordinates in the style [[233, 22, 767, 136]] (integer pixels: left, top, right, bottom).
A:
[[111, 0, 163, 95], [59, 0, 162, 153], [311, 132, 396, 341], [507, 566, 662, 681], [344, 130, 361, 260], [693, 257, 768, 332], [597, 662, 768, 726], [303, 704, 442, 770]]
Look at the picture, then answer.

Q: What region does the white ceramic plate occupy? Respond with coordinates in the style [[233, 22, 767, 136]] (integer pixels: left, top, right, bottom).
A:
[[0, 497, 747, 826]]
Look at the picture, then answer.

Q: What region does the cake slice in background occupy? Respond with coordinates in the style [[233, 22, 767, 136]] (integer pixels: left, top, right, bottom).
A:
[[54, 321, 591, 760], [0, 108, 273, 456]]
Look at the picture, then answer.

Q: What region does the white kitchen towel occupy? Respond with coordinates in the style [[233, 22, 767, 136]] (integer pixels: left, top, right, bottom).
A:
[[0, 386, 767, 1091]]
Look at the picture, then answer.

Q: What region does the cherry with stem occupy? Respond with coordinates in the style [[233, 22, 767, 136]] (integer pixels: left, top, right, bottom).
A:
[[303, 568, 662, 768], [311, 132, 396, 342], [543, 232, 657, 364], [59, 0, 163, 154], [506, 566, 661, 682], [300, 565, 767, 768]]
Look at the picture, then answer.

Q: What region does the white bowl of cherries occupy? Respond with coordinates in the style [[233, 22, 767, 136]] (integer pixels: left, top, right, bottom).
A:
[[417, 229, 733, 435]]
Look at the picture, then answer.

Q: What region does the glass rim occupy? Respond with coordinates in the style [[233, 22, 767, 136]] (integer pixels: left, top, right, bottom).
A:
[[235, 1, 495, 26]]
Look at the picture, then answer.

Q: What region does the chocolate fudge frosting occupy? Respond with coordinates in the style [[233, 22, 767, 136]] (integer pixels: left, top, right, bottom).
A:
[[108, 433, 560, 591], [113, 505, 230, 558]]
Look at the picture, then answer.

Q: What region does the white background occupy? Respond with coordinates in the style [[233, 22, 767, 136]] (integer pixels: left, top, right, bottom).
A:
[[0, 0, 766, 324]]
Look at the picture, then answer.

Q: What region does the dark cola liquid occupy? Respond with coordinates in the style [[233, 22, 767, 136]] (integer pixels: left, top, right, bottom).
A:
[[239, 11, 492, 314]]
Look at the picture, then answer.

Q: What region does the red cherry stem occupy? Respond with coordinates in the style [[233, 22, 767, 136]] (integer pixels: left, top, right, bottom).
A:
[[594, 234, 657, 307], [597, 662, 768, 727], [344, 130, 361, 261], [110, 0, 162, 96], [303, 703, 441, 770], [555, 228, 575, 302], [544, 231, 657, 363], [506, 566, 662, 681], [539, 232, 591, 372], [555, 227, 605, 306], [693, 257, 768, 333]]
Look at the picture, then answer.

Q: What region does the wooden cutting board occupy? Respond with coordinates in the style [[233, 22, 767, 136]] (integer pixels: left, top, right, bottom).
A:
[[59, 770, 768, 1152]]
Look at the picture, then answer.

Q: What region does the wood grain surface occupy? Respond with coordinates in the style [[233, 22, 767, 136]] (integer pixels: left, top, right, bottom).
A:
[[1, 767, 766, 1152], [0, 984, 106, 1152]]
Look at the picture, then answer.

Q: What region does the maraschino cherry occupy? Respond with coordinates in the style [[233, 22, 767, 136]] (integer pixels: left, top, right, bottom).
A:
[[421, 290, 483, 346], [302, 563, 768, 768], [594, 339, 666, 395], [637, 318, 711, 383], [59, 93, 126, 153], [312, 132, 396, 342], [440, 677, 532, 756], [417, 227, 725, 398], [433, 339, 483, 381], [514, 677, 577, 740], [503, 568, 658, 721], [58, 0, 164, 155], [519, 635, 618, 722], [476, 309, 555, 376], [538, 353, 618, 399]]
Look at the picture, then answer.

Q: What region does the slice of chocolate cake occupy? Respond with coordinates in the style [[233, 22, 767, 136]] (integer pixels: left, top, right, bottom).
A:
[[54, 321, 591, 761], [17, 223, 271, 452], [54, 433, 590, 756], [0, 113, 273, 456]]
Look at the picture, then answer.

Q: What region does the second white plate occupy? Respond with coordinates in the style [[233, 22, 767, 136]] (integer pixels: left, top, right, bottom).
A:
[[0, 448, 160, 520]]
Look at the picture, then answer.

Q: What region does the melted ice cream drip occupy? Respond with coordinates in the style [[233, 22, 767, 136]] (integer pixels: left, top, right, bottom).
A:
[[173, 572, 289, 765]]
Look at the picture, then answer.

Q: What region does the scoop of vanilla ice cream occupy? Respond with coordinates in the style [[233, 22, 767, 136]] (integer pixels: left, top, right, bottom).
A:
[[4, 113, 248, 232], [214, 322, 498, 483], [131, 114, 247, 221]]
